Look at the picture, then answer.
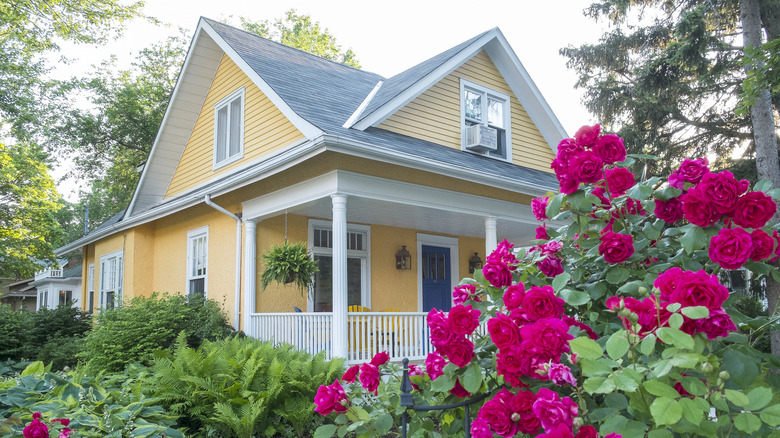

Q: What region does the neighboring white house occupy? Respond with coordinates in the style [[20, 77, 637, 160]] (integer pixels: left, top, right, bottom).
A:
[[31, 260, 82, 311]]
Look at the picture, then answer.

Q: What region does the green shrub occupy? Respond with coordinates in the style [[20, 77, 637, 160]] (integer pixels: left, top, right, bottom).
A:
[[0, 305, 28, 361], [146, 335, 345, 437], [0, 361, 184, 437], [79, 293, 234, 373]]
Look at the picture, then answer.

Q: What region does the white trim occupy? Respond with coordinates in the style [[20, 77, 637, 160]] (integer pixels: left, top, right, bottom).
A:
[[99, 249, 124, 310], [343, 80, 383, 128], [307, 219, 371, 312], [416, 234, 459, 312], [186, 226, 209, 297], [459, 78, 512, 162], [212, 87, 245, 170], [87, 263, 95, 313]]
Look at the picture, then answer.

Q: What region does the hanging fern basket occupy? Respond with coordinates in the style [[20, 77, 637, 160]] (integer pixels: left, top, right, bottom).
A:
[[259, 241, 319, 293]]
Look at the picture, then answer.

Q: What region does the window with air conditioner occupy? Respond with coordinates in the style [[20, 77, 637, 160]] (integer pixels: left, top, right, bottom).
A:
[[460, 79, 511, 161], [213, 87, 244, 169]]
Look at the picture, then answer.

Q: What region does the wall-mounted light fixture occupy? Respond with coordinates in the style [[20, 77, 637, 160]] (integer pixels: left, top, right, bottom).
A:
[[395, 245, 411, 270], [468, 252, 483, 274]]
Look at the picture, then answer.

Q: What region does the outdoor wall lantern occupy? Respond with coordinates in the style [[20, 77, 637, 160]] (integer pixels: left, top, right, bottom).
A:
[[468, 252, 483, 274], [395, 245, 412, 270]]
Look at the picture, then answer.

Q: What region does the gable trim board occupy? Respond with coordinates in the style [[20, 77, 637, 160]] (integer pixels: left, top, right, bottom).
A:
[[126, 18, 323, 219], [349, 28, 566, 153]]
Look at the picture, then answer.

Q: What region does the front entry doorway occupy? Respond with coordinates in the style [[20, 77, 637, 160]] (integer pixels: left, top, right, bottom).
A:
[[421, 245, 451, 312]]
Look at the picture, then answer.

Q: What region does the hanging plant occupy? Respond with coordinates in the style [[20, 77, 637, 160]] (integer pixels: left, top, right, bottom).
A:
[[259, 241, 318, 293]]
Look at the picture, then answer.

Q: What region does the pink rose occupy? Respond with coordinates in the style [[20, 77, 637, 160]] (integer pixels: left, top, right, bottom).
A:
[[591, 186, 612, 207], [533, 196, 549, 221], [425, 351, 446, 380], [520, 317, 573, 359], [442, 337, 475, 368], [532, 387, 577, 433], [699, 171, 747, 215], [654, 267, 685, 301], [59, 428, 72, 438], [370, 351, 389, 366], [654, 197, 684, 223], [604, 167, 635, 195], [540, 241, 563, 255], [427, 308, 455, 347], [450, 378, 471, 398], [408, 364, 423, 391], [482, 261, 513, 288], [314, 380, 349, 415], [488, 314, 522, 350], [709, 227, 753, 270], [574, 124, 601, 147], [696, 307, 737, 339], [487, 239, 518, 267], [536, 423, 575, 438], [536, 223, 550, 240], [677, 158, 709, 184], [503, 283, 526, 310], [538, 255, 564, 277], [453, 284, 479, 305], [598, 231, 634, 263], [592, 133, 626, 164], [669, 171, 685, 189], [751, 229, 776, 261], [495, 344, 528, 387], [620, 296, 672, 336], [571, 150, 604, 184], [341, 364, 359, 383], [511, 390, 542, 434], [359, 363, 380, 395], [23, 419, 49, 438], [479, 392, 518, 438], [51, 419, 69, 427], [557, 138, 585, 165], [545, 362, 578, 386], [521, 285, 565, 321], [682, 186, 722, 227], [448, 304, 481, 336], [669, 270, 729, 310], [471, 417, 493, 438], [575, 425, 599, 438], [733, 191, 777, 229]]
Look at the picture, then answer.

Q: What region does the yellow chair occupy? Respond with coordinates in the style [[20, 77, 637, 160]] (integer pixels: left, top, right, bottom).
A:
[[379, 308, 401, 356]]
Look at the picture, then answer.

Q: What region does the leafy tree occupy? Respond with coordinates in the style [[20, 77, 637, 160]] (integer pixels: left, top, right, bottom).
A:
[[239, 9, 361, 68], [0, 143, 62, 278], [561, 0, 778, 178]]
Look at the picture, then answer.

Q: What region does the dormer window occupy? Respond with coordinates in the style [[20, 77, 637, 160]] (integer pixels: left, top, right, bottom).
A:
[[213, 87, 244, 168], [460, 79, 511, 161]]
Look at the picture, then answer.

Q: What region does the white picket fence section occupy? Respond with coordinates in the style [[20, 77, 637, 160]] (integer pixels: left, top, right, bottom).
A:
[[249, 311, 488, 364]]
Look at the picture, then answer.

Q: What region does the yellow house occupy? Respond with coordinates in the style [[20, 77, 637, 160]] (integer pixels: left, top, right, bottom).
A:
[[56, 19, 566, 363]]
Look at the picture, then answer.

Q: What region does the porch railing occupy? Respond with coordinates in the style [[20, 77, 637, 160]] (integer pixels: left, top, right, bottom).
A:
[[35, 269, 63, 281], [248, 311, 487, 364]]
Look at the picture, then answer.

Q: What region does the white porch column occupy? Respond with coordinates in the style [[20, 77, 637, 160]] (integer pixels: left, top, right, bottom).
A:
[[485, 216, 497, 257], [331, 194, 348, 359], [244, 220, 257, 338]]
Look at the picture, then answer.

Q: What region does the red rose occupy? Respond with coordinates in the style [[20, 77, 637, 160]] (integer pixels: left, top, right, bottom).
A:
[[537, 424, 576, 438], [574, 124, 601, 147], [487, 239, 519, 267], [51, 419, 70, 427], [532, 387, 577, 433], [682, 186, 722, 227], [556, 138, 584, 166], [495, 344, 527, 387], [709, 227, 753, 270], [575, 425, 599, 438], [532, 196, 549, 221], [341, 364, 359, 383], [521, 285, 565, 321], [23, 419, 49, 438], [520, 317, 573, 359], [654, 267, 685, 301], [592, 133, 626, 165], [448, 304, 481, 336], [450, 378, 471, 398], [536, 224, 550, 240], [471, 417, 493, 438], [676, 158, 709, 184], [442, 337, 474, 368], [570, 150, 604, 184], [503, 283, 526, 310], [733, 191, 777, 229], [488, 314, 522, 350], [620, 296, 671, 336], [695, 307, 737, 339], [427, 308, 455, 347], [479, 394, 518, 438], [314, 380, 349, 415], [699, 171, 747, 215], [482, 261, 513, 288], [669, 270, 729, 310], [598, 231, 634, 263], [654, 197, 684, 223], [370, 351, 389, 366], [511, 390, 542, 434], [538, 255, 564, 277], [425, 351, 446, 380], [751, 229, 776, 261], [604, 167, 635, 195], [453, 284, 479, 305], [359, 363, 380, 395]]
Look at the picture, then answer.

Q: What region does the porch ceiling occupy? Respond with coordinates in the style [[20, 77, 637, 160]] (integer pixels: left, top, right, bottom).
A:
[[242, 170, 542, 245]]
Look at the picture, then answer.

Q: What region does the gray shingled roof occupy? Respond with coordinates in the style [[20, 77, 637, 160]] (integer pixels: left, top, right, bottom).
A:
[[204, 19, 558, 191]]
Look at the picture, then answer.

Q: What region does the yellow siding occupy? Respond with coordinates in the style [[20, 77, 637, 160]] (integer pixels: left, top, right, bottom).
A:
[[165, 55, 305, 198], [377, 50, 556, 172]]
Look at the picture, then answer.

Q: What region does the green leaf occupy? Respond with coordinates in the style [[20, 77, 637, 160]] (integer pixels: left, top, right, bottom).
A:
[[430, 373, 455, 393], [640, 334, 657, 356], [606, 331, 630, 360], [656, 327, 694, 350], [754, 179, 773, 193], [569, 337, 603, 360], [581, 358, 616, 377], [461, 363, 482, 394], [722, 349, 760, 389], [725, 389, 750, 407], [611, 370, 640, 392], [546, 193, 565, 219], [552, 272, 571, 292], [559, 288, 591, 306], [680, 306, 709, 320], [678, 398, 705, 426], [679, 225, 709, 254], [760, 404, 780, 426], [643, 380, 680, 398], [745, 387, 773, 411], [374, 413, 393, 436], [734, 413, 762, 434], [627, 179, 656, 201], [584, 376, 616, 394], [668, 313, 684, 329], [648, 430, 674, 438], [650, 397, 683, 426], [653, 186, 683, 201], [314, 424, 338, 438], [606, 266, 630, 284]]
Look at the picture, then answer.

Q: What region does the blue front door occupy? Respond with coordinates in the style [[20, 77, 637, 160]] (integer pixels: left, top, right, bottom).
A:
[[422, 245, 451, 312]]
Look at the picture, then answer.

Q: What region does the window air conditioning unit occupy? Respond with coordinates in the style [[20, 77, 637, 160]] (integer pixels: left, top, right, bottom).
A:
[[465, 124, 498, 152]]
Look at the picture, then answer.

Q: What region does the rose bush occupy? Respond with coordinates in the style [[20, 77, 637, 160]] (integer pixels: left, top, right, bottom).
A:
[[314, 125, 780, 438]]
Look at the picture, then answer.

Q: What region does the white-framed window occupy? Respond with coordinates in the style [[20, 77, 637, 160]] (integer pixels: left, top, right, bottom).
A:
[[460, 78, 512, 161], [99, 250, 123, 310], [58, 290, 73, 306], [87, 263, 95, 313], [37, 288, 49, 310], [186, 226, 209, 296], [308, 220, 371, 312], [213, 87, 245, 169]]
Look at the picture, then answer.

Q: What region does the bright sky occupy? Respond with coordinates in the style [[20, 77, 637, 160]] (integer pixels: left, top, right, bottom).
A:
[[54, 0, 609, 199]]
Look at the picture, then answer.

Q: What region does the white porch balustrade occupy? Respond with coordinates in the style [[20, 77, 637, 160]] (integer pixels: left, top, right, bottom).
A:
[[248, 311, 487, 364]]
